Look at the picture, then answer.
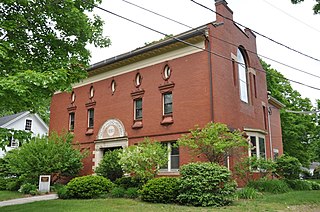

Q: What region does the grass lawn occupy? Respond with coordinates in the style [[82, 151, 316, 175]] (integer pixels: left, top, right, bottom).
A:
[[0, 191, 25, 201], [1, 190, 320, 212]]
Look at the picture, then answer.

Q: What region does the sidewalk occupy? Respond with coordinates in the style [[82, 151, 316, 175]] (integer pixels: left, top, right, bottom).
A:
[[0, 194, 58, 207]]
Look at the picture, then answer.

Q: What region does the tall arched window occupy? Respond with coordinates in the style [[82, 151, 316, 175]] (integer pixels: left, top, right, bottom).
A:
[[237, 48, 248, 103]]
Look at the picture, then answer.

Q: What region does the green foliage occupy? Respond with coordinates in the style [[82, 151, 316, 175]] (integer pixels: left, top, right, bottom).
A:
[[236, 187, 261, 199], [140, 177, 180, 203], [64, 175, 114, 199], [0, 0, 110, 120], [3, 132, 85, 184], [0, 177, 6, 190], [110, 187, 126, 198], [177, 162, 237, 207], [95, 149, 123, 182], [177, 122, 248, 163], [0, 128, 32, 151], [19, 183, 37, 195], [6, 179, 22, 191], [291, 0, 320, 14], [285, 179, 312, 191], [57, 186, 70, 199], [234, 156, 276, 184], [275, 155, 301, 180], [114, 176, 145, 189], [119, 138, 168, 180], [309, 181, 320, 190], [247, 179, 291, 194], [125, 187, 139, 199], [263, 60, 318, 166]]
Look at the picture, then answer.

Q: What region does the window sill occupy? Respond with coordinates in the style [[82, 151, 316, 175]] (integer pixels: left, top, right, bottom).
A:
[[161, 115, 173, 125], [85, 128, 94, 135], [158, 171, 180, 176], [132, 120, 143, 129]]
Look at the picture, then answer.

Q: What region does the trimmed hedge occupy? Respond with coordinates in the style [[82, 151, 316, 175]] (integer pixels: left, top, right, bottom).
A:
[[140, 177, 180, 203], [177, 162, 237, 207], [63, 175, 114, 199]]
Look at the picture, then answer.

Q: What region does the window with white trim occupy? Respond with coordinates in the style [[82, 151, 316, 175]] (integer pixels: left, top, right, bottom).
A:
[[161, 142, 179, 172], [248, 134, 266, 159], [237, 48, 248, 103], [9, 136, 19, 148], [25, 119, 32, 131], [134, 98, 142, 120], [69, 112, 75, 131], [88, 108, 94, 128], [163, 92, 172, 115]]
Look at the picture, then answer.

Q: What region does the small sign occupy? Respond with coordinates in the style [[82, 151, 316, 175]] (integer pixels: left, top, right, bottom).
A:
[[39, 175, 51, 193]]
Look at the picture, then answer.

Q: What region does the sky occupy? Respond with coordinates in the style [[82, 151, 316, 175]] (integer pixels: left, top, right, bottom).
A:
[[88, 0, 320, 105]]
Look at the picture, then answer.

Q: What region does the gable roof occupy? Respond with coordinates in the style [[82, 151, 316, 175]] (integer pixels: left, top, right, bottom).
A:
[[0, 111, 29, 127]]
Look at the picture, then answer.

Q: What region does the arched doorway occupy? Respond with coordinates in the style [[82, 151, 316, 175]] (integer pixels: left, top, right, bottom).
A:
[[93, 119, 128, 170]]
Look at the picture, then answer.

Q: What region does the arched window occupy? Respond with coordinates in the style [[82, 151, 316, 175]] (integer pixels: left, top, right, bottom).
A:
[[237, 48, 248, 103]]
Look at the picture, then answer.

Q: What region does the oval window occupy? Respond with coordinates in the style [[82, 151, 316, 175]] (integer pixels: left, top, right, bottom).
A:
[[111, 80, 116, 93], [135, 73, 142, 87], [89, 86, 94, 98], [163, 65, 171, 79], [71, 91, 76, 103]]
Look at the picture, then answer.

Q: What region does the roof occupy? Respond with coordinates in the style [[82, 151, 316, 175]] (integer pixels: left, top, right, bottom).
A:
[[0, 111, 29, 127], [268, 96, 285, 109]]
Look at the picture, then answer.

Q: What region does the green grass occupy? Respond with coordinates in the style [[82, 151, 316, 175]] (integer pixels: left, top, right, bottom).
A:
[[1, 191, 320, 212], [0, 191, 25, 201]]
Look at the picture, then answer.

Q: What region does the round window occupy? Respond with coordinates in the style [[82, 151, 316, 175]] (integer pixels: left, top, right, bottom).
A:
[[163, 65, 171, 80], [135, 73, 142, 87]]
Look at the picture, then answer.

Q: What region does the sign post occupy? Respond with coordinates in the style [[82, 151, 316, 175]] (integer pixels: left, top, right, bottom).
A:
[[39, 175, 51, 193]]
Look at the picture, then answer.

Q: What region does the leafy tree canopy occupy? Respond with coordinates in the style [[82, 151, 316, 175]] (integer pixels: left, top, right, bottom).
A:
[[262, 60, 319, 165], [0, 0, 110, 118], [177, 122, 248, 163], [291, 0, 320, 14]]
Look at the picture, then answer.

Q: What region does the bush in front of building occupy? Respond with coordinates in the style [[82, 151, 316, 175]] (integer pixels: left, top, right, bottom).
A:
[[124, 187, 139, 199], [247, 179, 291, 194], [110, 187, 126, 198], [275, 155, 301, 180], [313, 166, 320, 179], [177, 162, 237, 207], [62, 175, 114, 199], [114, 176, 145, 189], [284, 179, 312, 191], [95, 149, 123, 182], [236, 187, 261, 199], [19, 183, 38, 195], [139, 177, 180, 203], [309, 181, 320, 190]]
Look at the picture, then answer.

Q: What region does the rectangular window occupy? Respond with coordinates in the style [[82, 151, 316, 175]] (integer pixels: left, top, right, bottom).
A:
[[9, 136, 19, 148], [232, 59, 237, 86], [88, 109, 94, 128], [163, 92, 172, 115], [249, 134, 266, 159], [69, 112, 75, 131], [134, 98, 142, 120], [25, 119, 32, 131], [161, 142, 179, 172], [263, 106, 267, 130], [253, 74, 257, 98], [273, 148, 279, 160]]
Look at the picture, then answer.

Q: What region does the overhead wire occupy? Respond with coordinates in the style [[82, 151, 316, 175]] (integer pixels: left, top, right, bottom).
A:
[[190, 0, 320, 63], [90, 3, 320, 91], [121, 0, 320, 80]]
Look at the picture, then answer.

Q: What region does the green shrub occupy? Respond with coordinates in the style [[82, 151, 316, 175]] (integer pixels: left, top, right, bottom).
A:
[[115, 176, 145, 189], [110, 187, 126, 198], [0, 177, 7, 190], [309, 181, 320, 190], [125, 187, 139, 199], [247, 179, 291, 194], [19, 183, 37, 194], [236, 187, 261, 199], [57, 186, 70, 199], [6, 178, 22, 191], [285, 179, 312, 191], [177, 162, 237, 207], [140, 177, 180, 203], [65, 175, 114, 199], [275, 155, 301, 180], [95, 149, 123, 182]]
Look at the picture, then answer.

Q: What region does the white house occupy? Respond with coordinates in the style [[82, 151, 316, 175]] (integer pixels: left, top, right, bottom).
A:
[[0, 111, 48, 158]]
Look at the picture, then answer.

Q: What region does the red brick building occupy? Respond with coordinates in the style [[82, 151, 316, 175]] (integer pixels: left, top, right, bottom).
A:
[[50, 0, 283, 176]]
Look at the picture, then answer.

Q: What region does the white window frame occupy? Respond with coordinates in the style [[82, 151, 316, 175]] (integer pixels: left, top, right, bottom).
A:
[[9, 137, 19, 148], [237, 48, 249, 103], [163, 92, 173, 115], [134, 98, 142, 120], [160, 142, 179, 172], [87, 108, 94, 128], [69, 112, 75, 131], [247, 132, 266, 159]]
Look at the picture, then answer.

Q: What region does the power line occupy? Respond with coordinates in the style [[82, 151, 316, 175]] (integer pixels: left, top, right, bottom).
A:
[[261, 0, 320, 34], [190, 0, 320, 63], [92, 4, 320, 91], [121, 0, 320, 80]]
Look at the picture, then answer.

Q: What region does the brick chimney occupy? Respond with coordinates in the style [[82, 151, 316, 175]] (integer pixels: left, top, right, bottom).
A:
[[215, 0, 233, 23]]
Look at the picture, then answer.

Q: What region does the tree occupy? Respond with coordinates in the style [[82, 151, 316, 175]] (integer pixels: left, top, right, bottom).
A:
[[177, 122, 248, 163], [95, 149, 123, 182], [291, 0, 320, 14], [262, 60, 319, 166], [3, 132, 85, 184], [0, 0, 110, 120], [119, 138, 168, 180]]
